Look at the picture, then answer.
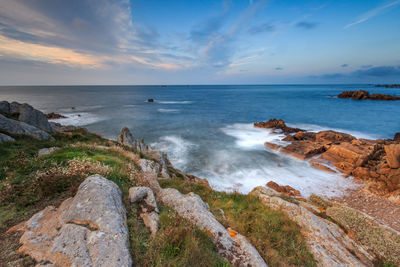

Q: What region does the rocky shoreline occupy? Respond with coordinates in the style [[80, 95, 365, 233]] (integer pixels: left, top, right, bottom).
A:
[[338, 89, 400, 100], [1, 102, 400, 266]]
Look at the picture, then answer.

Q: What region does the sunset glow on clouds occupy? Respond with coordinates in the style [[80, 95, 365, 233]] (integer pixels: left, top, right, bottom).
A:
[[0, 0, 399, 84]]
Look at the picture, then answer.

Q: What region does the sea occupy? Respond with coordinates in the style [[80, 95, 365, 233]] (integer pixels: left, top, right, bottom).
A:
[[1, 84, 399, 197]]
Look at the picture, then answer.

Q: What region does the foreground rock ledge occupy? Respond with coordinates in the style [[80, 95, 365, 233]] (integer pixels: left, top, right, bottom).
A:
[[7, 175, 132, 267]]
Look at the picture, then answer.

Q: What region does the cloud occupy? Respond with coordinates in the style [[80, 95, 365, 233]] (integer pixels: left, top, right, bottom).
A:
[[341, 64, 348, 67], [0, 0, 185, 70], [311, 65, 400, 81], [275, 67, 283, 70], [296, 21, 318, 30], [344, 0, 400, 29], [247, 22, 275, 35], [361, 64, 373, 68]]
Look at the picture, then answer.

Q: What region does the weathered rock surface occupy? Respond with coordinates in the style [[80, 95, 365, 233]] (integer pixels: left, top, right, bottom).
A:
[[138, 158, 170, 179], [158, 188, 267, 266], [150, 150, 171, 179], [250, 186, 374, 266], [0, 114, 54, 140], [326, 205, 400, 265], [257, 119, 400, 200], [117, 127, 149, 152], [18, 103, 53, 132], [129, 186, 159, 235], [338, 90, 400, 100], [266, 181, 300, 197], [49, 121, 78, 133], [7, 175, 132, 267], [38, 147, 58, 157], [0, 132, 15, 143]]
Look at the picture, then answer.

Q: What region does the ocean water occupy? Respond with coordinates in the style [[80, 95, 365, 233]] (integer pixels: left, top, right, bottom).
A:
[[1, 84, 399, 197]]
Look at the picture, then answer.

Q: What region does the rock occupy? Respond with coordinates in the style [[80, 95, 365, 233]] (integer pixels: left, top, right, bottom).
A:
[[394, 133, 400, 142], [38, 147, 58, 157], [117, 127, 150, 152], [384, 144, 400, 169], [129, 186, 159, 235], [0, 132, 15, 143], [9, 101, 21, 114], [338, 90, 400, 100], [0, 100, 10, 114], [138, 159, 162, 176], [18, 103, 53, 132], [266, 181, 301, 197], [147, 99, 154, 103], [315, 130, 355, 143], [151, 150, 171, 179], [254, 118, 303, 134], [7, 175, 132, 267], [129, 186, 158, 212], [0, 114, 54, 140], [326, 205, 400, 265], [159, 188, 267, 266], [49, 122, 78, 132], [250, 186, 374, 266], [46, 112, 67, 119]]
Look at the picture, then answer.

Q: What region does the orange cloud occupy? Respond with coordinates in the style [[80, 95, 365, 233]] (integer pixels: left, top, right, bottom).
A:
[[0, 35, 103, 68]]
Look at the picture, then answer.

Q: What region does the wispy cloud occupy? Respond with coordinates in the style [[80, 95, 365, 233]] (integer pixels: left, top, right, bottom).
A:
[[344, 0, 400, 29], [341, 64, 348, 67]]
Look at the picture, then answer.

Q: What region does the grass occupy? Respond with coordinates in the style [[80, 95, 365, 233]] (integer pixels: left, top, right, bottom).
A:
[[159, 178, 316, 267]]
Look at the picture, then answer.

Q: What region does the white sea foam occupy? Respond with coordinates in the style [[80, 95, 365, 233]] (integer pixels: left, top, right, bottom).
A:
[[157, 100, 193, 104], [157, 108, 180, 113], [287, 122, 380, 139], [221, 123, 289, 149], [151, 135, 197, 168], [59, 105, 104, 113], [48, 112, 104, 126]]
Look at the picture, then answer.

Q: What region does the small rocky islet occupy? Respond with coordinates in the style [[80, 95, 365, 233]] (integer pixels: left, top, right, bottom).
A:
[[1, 101, 399, 266], [337, 89, 400, 100]]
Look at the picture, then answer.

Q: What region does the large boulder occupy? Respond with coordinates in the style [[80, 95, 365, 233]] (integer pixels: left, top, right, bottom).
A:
[[0, 101, 10, 114], [0, 114, 54, 140], [0, 132, 15, 143], [384, 144, 400, 169], [250, 186, 374, 266], [7, 175, 132, 267], [159, 188, 267, 266], [117, 127, 150, 152], [18, 103, 53, 132]]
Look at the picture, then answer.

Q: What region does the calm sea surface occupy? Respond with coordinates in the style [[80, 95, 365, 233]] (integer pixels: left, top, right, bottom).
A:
[[1, 84, 399, 197]]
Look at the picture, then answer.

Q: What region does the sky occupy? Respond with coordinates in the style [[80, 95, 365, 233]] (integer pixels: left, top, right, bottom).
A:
[[0, 0, 399, 85]]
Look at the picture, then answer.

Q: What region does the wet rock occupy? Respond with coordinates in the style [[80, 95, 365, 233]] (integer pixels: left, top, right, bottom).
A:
[[46, 112, 67, 119], [158, 188, 267, 266], [250, 186, 375, 266], [7, 175, 132, 267], [0, 114, 54, 140], [147, 99, 154, 102], [384, 144, 400, 169], [0, 100, 10, 114], [0, 132, 15, 143], [38, 147, 58, 157], [338, 90, 400, 100], [18, 103, 53, 132], [254, 118, 303, 134], [326, 205, 400, 265], [117, 127, 150, 152], [266, 181, 301, 197]]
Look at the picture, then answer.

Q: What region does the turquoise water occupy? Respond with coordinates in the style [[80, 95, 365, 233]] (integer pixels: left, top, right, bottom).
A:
[[1, 84, 399, 197]]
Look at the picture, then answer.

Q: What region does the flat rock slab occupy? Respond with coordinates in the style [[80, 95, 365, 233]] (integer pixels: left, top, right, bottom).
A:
[[7, 175, 132, 267], [38, 147, 58, 157]]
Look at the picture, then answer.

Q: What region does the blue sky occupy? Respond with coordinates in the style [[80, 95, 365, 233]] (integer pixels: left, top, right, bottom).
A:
[[0, 0, 399, 84]]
